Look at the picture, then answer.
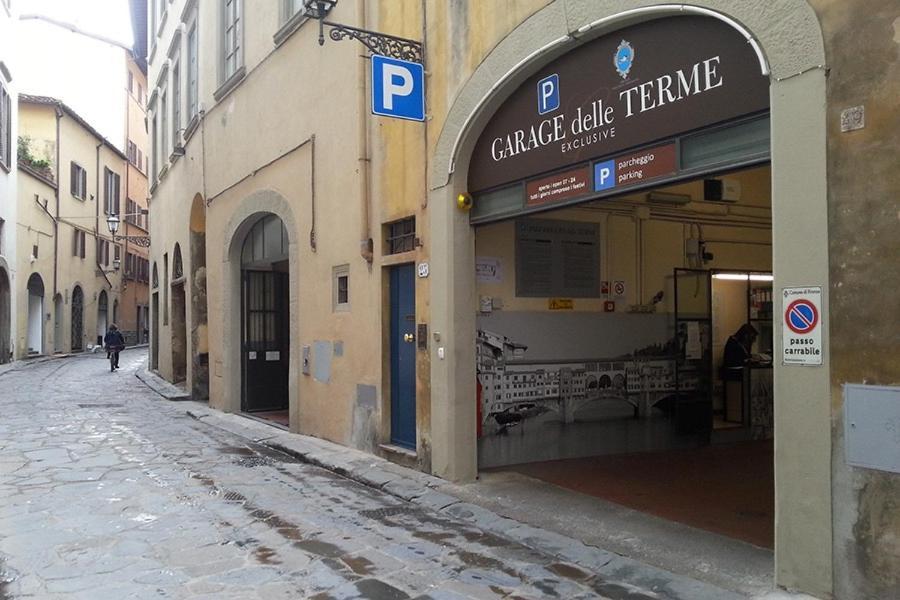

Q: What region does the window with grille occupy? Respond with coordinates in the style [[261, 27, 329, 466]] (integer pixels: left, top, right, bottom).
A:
[[386, 217, 416, 255], [173, 244, 183, 279], [333, 264, 350, 312]]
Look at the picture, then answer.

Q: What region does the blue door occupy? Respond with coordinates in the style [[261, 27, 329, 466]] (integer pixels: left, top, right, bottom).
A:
[[390, 264, 416, 449]]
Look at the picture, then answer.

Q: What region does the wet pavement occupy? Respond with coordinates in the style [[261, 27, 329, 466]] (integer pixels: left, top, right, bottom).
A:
[[0, 350, 643, 599]]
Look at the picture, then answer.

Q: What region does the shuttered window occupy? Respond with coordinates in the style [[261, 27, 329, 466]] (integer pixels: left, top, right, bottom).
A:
[[0, 81, 10, 170], [70, 162, 87, 199]]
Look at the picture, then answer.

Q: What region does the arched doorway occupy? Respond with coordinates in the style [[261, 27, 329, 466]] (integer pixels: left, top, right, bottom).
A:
[[0, 266, 10, 363], [71, 285, 84, 351], [171, 243, 187, 383], [190, 193, 209, 401], [26, 274, 45, 355], [97, 290, 108, 346], [151, 263, 159, 370], [427, 2, 830, 595], [53, 294, 63, 353], [240, 214, 290, 421]]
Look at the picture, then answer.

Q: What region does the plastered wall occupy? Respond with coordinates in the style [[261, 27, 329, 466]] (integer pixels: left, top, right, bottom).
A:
[[810, 1, 900, 598]]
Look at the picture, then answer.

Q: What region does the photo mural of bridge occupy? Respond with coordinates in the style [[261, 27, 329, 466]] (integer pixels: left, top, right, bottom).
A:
[[476, 329, 699, 437]]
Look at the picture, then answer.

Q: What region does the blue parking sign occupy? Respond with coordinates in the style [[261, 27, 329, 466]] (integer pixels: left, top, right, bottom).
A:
[[372, 55, 425, 122], [537, 74, 559, 115], [594, 160, 616, 191]]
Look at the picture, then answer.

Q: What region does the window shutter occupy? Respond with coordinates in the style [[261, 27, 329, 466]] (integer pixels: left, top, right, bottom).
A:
[[80, 232, 85, 259], [115, 175, 121, 215], [70, 163, 76, 195], [73, 229, 78, 256]]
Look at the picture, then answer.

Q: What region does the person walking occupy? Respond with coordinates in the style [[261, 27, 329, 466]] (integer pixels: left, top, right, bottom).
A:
[[104, 324, 126, 371]]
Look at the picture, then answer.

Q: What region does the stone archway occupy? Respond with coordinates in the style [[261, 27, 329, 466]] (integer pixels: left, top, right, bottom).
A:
[[171, 243, 187, 383], [426, 2, 829, 596], [220, 190, 300, 428], [151, 263, 159, 370], [26, 273, 45, 355], [190, 193, 209, 401], [53, 294, 63, 353], [97, 290, 108, 346], [0, 266, 10, 363], [71, 285, 84, 351]]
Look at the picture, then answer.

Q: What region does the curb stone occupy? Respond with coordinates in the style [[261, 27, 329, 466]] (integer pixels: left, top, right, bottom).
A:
[[135, 368, 190, 400], [180, 407, 749, 600], [0, 353, 75, 378]]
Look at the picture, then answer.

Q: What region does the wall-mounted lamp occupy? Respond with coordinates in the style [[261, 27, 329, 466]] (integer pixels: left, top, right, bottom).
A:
[[106, 213, 120, 236], [457, 192, 473, 211], [106, 212, 151, 248]]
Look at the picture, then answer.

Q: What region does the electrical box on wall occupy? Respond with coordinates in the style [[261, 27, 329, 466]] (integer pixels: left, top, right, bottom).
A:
[[704, 178, 741, 202], [844, 384, 900, 474]]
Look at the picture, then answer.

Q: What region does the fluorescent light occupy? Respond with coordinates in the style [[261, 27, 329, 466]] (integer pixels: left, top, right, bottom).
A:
[[712, 273, 774, 281]]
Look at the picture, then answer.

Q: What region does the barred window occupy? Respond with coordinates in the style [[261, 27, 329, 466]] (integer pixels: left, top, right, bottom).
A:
[[386, 217, 416, 255]]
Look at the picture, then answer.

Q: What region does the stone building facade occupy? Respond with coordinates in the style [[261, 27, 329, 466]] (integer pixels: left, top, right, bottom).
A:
[[146, 2, 900, 598]]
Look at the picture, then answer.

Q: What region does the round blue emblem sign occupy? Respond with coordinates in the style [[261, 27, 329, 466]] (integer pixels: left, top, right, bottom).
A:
[[614, 40, 634, 79]]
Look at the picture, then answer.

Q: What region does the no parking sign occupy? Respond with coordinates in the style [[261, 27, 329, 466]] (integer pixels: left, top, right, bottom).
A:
[[782, 286, 823, 366]]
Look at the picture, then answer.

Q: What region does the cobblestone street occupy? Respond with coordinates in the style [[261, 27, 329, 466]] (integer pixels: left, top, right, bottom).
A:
[[0, 350, 660, 599]]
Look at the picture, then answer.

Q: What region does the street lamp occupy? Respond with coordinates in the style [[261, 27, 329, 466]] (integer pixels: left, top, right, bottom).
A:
[[106, 213, 120, 236], [105, 213, 122, 271]]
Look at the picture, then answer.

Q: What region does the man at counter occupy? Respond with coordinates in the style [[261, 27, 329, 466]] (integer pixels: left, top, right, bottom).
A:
[[723, 323, 759, 370]]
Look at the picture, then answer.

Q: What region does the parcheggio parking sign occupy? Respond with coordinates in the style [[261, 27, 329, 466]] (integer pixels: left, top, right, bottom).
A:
[[782, 286, 823, 366]]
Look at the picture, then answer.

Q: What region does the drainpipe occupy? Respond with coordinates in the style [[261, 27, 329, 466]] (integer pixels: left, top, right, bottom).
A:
[[96, 141, 103, 270], [52, 107, 62, 297], [357, 0, 373, 263], [123, 77, 129, 294]]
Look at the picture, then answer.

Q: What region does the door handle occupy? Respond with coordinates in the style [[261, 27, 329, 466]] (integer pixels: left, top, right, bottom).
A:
[[403, 333, 415, 343]]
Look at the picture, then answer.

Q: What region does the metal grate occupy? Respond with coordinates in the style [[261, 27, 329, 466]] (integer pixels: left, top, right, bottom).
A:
[[77, 403, 124, 408], [386, 217, 416, 255], [359, 506, 415, 519], [233, 456, 275, 468]]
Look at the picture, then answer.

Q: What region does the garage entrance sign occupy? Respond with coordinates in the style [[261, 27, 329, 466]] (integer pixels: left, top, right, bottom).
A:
[[782, 286, 823, 366]]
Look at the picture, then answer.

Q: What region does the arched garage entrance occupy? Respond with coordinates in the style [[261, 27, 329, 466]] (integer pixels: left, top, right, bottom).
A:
[[428, 2, 830, 597]]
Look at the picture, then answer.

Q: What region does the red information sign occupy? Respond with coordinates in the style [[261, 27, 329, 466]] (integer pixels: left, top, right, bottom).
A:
[[526, 166, 591, 207], [614, 144, 677, 188]]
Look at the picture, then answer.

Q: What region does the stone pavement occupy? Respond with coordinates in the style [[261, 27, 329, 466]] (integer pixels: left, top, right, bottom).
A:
[[0, 350, 755, 599]]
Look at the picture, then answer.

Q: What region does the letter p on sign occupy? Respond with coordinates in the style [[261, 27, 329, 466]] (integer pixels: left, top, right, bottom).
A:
[[537, 74, 559, 115], [372, 54, 425, 122]]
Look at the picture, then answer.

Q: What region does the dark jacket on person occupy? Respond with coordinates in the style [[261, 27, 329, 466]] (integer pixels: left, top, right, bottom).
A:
[[104, 330, 125, 350]]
